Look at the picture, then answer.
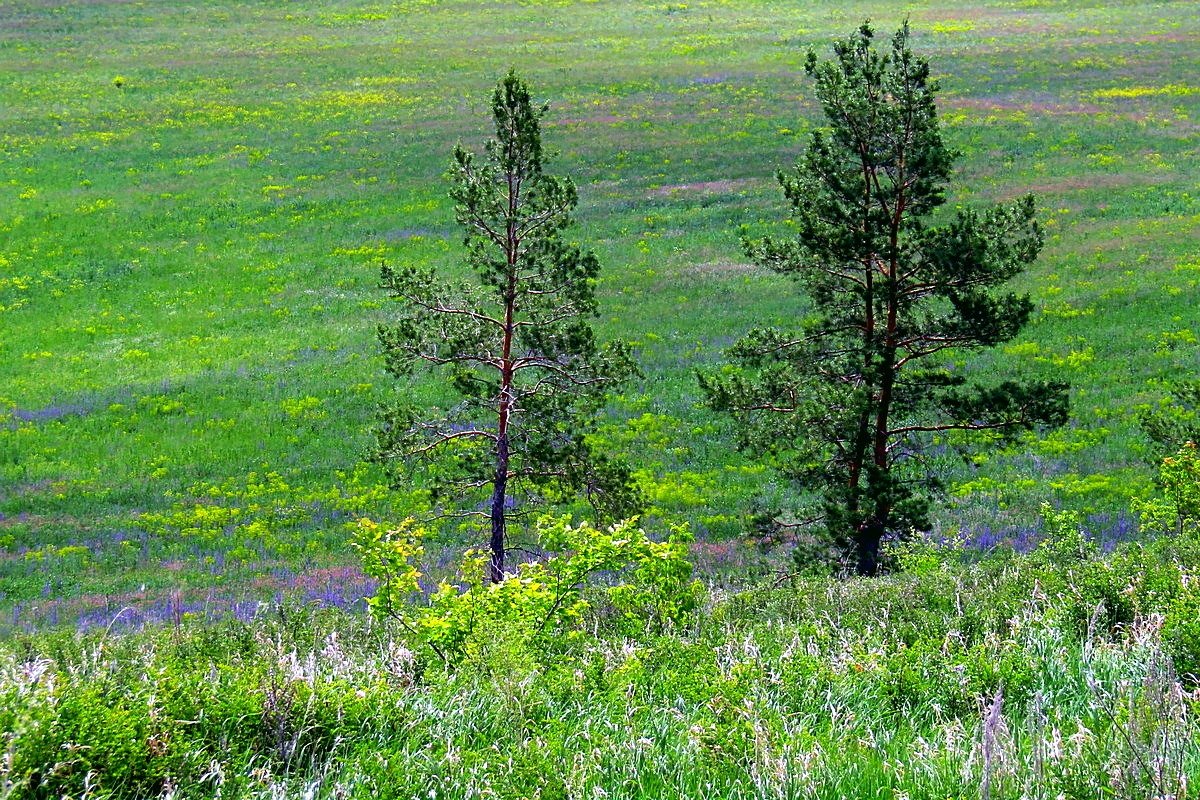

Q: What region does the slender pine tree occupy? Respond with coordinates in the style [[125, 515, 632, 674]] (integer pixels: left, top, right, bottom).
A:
[[376, 71, 640, 583]]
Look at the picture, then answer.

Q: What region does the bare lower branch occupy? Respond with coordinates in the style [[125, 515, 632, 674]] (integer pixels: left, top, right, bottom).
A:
[[406, 429, 497, 456]]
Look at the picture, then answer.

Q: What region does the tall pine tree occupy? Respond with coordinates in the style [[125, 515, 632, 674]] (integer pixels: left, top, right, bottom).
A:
[[376, 71, 640, 583], [700, 22, 1068, 575]]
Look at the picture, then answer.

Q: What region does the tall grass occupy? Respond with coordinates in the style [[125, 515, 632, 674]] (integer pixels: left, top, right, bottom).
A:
[[3, 533, 1199, 798]]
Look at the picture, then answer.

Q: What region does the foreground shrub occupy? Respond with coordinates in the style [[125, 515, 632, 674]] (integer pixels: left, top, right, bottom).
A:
[[355, 515, 702, 666], [1164, 582, 1200, 685], [1134, 440, 1200, 536]]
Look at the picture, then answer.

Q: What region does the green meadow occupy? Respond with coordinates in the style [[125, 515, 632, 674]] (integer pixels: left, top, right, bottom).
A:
[[3, 0, 1198, 620], [2, 0, 1200, 797]]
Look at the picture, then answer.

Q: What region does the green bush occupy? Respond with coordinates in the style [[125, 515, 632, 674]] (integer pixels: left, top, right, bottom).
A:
[[356, 515, 702, 666], [1163, 585, 1200, 685]]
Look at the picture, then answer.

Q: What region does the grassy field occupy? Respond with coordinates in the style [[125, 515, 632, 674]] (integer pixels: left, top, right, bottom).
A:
[[2, 0, 1199, 628]]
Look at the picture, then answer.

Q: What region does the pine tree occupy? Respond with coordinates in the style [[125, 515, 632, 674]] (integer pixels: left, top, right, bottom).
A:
[[700, 22, 1069, 575], [376, 71, 640, 583]]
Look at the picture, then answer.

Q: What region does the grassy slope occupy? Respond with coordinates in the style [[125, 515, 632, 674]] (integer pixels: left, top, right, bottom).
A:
[[3, 536, 1199, 798], [1, 0, 1199, 625]]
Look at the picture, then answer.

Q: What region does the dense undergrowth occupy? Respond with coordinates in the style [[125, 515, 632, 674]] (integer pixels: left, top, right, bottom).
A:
[[4, 520, 1199, 799]]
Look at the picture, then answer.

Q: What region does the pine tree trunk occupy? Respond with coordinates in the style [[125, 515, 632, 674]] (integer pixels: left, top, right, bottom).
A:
[[855, 518, 882, 576], [489, 270, 515, 582], [488, 433, 508, 583], [490, 314, 514, 583]]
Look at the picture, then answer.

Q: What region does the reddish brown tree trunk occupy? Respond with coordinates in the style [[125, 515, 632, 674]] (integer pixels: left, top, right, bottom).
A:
[[489, 158, 520, 584], [488, 431, 509, 583], [490, 302, 515, 583]]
